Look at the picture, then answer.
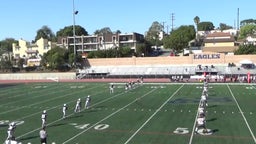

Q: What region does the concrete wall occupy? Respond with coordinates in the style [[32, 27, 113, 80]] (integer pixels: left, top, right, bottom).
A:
[[0, 73, 76, 80], [87, 54, 256, 66]]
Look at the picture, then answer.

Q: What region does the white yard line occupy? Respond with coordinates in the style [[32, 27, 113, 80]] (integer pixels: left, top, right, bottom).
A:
[[123, 84, 184, 144], [6, 85, 101, 123], [16, 87, 128, 140], [227, 84, 256, 143], [188, 96, 202, 144], [62, 88, 157, 144], [0, 83, 66, 106], [0, 92, 75, 115], [0, 83, 103, 115]]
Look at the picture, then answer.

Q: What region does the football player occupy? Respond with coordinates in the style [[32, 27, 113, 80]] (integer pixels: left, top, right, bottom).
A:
[[195, 113, 207, 134], [140, 77, 144, 84], [62, 104, 68, 119], [198, 105, 205, 116], [109, 83, 114, 93], [6, 122, 16, 141], [41, 110, 47, 128], [85, 95, 91, 109], [200, 94, 208, 107], [202, 90, 208, 99], [203, 81, 208, 88], [74, 98, 81, 113], [125, 83, 129, 91]]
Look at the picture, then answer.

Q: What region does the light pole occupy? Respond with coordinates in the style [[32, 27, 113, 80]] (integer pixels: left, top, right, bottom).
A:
[[72, 0, 78, 68]]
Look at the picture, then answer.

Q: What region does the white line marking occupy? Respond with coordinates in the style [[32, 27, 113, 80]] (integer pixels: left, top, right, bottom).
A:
[[123, 84, 184, 144], [227, 84, 256, 143], [62, 89, 157, 144], [188, 93, 203, 144], [0, 83, 66, 106], [16, 86, 135, 140]]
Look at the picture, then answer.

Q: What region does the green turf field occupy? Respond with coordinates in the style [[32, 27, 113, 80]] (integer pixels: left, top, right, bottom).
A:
[[0, 82, 256, 144]]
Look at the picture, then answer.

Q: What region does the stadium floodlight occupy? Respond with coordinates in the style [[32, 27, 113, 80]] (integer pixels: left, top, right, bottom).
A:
[[73, 0, 78, 68]]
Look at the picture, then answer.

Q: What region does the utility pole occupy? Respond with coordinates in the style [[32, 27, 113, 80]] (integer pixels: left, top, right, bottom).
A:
[[72, 0, 78, 68], [171, 13, 175, 32], [237, 8, 240, 30], [162, 21, 166, 33]]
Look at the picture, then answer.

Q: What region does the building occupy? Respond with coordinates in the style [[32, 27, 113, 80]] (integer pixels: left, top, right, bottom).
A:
[[12, 38, 53, 59], [57, 32, 144, 53], [245, 36, 256, 45], [12, 38, 54, 66], [203, 32, 239, 53]]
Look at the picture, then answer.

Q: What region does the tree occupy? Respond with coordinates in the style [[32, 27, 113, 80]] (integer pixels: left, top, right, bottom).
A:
[[35, 25, 55, 42], [145, 21, 164, 47], [193, 16, 200, 43], [197, 22, 215, 31], [239, 24, 256, 39], [219, 23, 233, 31], [0, 38, 17, 69], [87, 46, 133, 58], [94, 27, 113, 35], [0, 58, 12, 72], [193, 16, 200, 31], [114, 30, 122, 34], [240, 19, 256, 27], [234, 44, 256, 55], [163, 25, 195, 51], [0, 38, 17, 56], [135, 43, 146, 57], [17, 58, 25, 70], [56, 25, 88, 37], [41, 46, 70, 71]]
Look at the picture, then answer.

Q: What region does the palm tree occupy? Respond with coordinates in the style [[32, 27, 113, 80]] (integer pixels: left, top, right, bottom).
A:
[[193, 16, 200, 41]]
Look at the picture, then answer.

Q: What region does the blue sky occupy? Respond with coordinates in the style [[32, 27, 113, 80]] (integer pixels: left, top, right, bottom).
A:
[[0, 0, 255, 41]]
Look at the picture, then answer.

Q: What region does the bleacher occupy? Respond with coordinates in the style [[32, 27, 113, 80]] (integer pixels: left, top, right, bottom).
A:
[[77, 63, 256, 81]]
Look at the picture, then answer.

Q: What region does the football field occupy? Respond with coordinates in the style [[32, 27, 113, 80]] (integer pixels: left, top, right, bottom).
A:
[[0, 82, 256, 144]]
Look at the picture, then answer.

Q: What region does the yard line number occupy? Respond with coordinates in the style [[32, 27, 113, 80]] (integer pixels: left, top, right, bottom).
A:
[[70, 123, 109, 130], [173, 127, 213, 135]]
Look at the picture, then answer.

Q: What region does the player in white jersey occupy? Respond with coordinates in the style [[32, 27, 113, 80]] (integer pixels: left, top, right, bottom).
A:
[[195, 114, 207, 134], [125, 83, 129, 91], [62, 104, 68, 119], [85, 95, 91, 109], [200, 94, 208, 107], [74, 98, 81, 113], [6, 122, 16, 141], [203, 86, 208, 94], [109, 83, 114, 93], [198, 106, 205, 116], [41, 110, 47, 128]]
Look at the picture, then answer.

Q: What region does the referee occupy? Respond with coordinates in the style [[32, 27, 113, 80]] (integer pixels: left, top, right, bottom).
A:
[[39, 126, 47, 144]]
